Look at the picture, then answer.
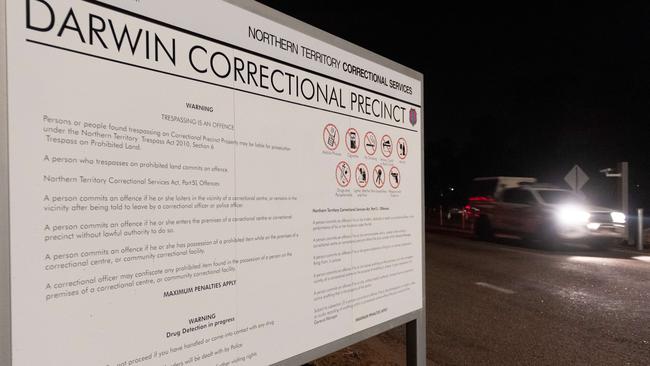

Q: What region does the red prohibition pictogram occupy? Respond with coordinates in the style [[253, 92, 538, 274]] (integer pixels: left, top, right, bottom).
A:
[[373, 165, 385, 188], [336, 161, 351, 187], [364, 131, 377, 155], [381, 135, 393, 157], [323, 123, 339, 150], [396, 138, 408, 159], [356, 163, 369, 188], [389, 166, 401, 189], [345, 128, 360, 153]]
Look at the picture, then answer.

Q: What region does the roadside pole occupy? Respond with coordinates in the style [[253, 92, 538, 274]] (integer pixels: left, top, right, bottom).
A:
[[618, 162, 629, 243], [605, 162, 630, 244], [638, 208, 644, 251]]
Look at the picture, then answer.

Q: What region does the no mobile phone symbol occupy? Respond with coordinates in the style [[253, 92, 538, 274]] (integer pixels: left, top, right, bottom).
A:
[[323, 123, 339, 150]]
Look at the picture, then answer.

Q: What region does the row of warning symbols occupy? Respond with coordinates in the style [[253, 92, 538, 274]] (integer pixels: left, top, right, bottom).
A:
[[323, 123, 408, 159], [336, 161, 401, 189]]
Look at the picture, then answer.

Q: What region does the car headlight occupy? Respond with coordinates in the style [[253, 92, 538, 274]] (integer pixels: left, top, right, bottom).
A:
[[556, 206, 590, 225], [611, 211, 626, 224]]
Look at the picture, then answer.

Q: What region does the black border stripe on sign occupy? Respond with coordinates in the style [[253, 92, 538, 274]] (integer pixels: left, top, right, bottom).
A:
[[82, 0, 421, 108], [26, 39, 418, 133]]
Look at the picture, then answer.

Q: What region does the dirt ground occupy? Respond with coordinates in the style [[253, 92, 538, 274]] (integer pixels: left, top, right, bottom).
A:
[[308, 326, 431, 366]]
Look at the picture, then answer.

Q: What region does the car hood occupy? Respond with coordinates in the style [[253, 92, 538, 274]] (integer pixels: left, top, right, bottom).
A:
[[541, 203, 616, 213], [587, 205, 618, 213]]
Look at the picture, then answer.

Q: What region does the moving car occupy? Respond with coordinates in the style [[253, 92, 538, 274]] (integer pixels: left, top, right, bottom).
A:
[[469, 180, 626, 249], [464, 176, 537, 219]]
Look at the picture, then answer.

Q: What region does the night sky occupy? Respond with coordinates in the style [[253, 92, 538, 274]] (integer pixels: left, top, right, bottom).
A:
[[258, 1, 650, 209]]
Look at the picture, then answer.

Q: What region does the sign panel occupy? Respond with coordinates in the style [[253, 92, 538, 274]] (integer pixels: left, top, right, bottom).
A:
[[2, 1, 423, 365], [564, 164, 589, 192]]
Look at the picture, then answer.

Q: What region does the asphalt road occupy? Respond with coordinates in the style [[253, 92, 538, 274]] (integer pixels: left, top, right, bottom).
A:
[[314, 230, 650, 365], [426, 231, 650, 365]]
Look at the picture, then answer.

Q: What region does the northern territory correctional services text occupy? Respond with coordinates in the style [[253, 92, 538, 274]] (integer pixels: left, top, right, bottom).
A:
[[25, 0, 410, 125]]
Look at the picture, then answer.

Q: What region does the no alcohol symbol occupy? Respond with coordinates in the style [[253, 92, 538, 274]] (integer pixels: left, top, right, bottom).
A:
[[397, 138, 407, 159], [373, 165, 385, 188], [323, 123, 339, 151], [356, 163, 369, 188], [336, 161, 351, 187]]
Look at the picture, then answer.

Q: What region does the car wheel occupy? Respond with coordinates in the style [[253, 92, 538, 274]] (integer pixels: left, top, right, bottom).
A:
[[537, 221, 562, 251], [475, 216, 493, 242], [590, 239, 613, 251]]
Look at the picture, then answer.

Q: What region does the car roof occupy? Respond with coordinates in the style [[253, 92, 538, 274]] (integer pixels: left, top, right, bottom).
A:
[[473, 176, 536, 181], [503, 184, 570, 192], [520, 186, 573, 193]]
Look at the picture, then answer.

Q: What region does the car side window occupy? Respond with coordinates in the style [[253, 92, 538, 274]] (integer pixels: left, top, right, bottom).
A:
[[518, 191, 536, 205], [502, 189, 518, 203], [503, 189, 535, 205]]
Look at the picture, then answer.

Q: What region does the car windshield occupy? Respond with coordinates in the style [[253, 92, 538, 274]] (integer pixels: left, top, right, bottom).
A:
[[537, 190, 583, 204]]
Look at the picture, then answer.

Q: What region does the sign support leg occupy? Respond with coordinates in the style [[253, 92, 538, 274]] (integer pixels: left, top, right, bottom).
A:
[[406, 313, 426, 365], [0, 1, 11, 364]]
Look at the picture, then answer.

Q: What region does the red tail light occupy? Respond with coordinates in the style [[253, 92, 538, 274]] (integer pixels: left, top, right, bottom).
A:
[[468, 196, 495, 202]]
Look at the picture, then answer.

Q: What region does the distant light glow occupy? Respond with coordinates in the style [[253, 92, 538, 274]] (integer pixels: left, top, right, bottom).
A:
[[633, 256, 650, 263], [587, 223, 600, 230], [611, 211, 626, 224]]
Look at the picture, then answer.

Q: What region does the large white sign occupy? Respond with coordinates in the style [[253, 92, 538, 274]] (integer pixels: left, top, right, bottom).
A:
[[3, 1, 423, 365]]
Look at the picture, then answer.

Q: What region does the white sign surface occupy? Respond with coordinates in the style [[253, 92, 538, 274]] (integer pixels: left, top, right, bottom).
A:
[[5, 1, 423, 365]]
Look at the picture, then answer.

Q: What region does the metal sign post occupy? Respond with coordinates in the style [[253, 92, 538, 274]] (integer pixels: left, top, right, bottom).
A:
[[618, 162, 630, 243], [601, 162, 630, 244]]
